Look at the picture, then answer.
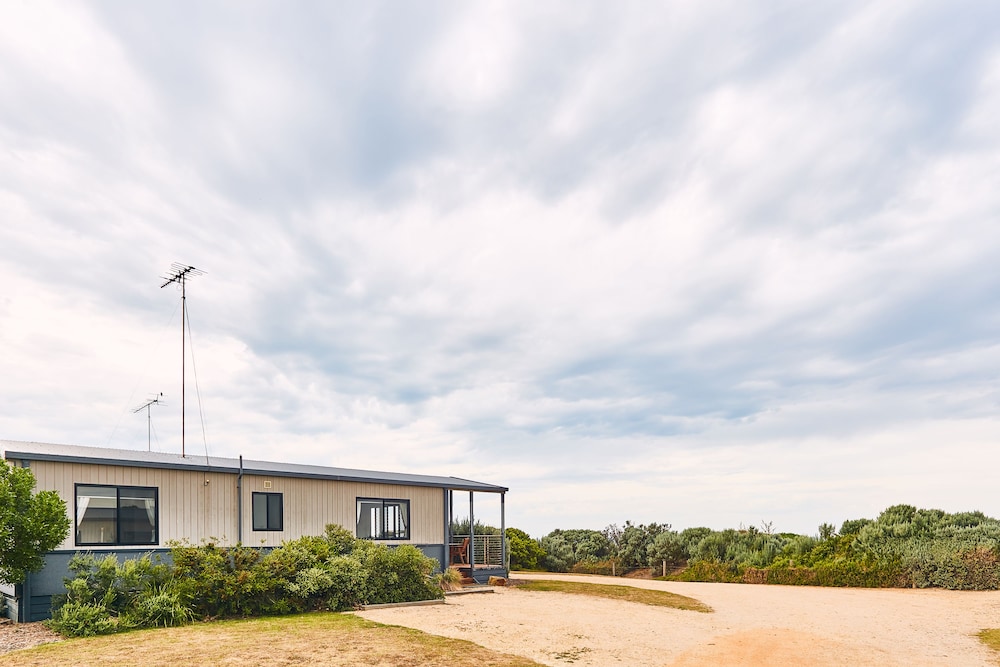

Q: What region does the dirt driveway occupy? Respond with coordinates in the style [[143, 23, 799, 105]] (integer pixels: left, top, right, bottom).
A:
[[357, 573, 1000, 666]]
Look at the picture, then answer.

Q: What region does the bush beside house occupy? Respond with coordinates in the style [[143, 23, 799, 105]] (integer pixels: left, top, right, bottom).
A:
[[48, 525, 443, 637], [0, 459, 71, 586]]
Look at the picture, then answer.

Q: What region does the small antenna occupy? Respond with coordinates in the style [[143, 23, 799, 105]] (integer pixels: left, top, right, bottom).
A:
[[159, 263, 204, 289], [132, 393, 165, 452], [160, 264, 204, 458]]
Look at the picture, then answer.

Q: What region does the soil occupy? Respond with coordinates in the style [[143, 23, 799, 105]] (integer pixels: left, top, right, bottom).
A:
[[0, 621, 63, 655], [357, 572, 1000, 666]]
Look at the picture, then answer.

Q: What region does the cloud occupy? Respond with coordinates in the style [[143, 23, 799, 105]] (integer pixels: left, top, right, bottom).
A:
[[1, 1, 999, 536]]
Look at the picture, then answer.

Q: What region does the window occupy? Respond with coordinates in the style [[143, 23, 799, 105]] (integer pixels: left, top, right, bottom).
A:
[[356, 498, 410, 540], [252, 492, 283, 531], [76, 484, 158, 546]]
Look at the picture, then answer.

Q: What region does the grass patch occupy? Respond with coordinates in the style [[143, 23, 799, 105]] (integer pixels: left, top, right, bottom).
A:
[[512, 579, 712, 613], [978, 629, 1000, 657], [5, 612, 543, 666]]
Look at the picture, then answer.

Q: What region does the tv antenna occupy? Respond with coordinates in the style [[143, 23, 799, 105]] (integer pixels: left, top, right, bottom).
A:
[[160, 263, 204, 457], [132, 393, 164, 452]]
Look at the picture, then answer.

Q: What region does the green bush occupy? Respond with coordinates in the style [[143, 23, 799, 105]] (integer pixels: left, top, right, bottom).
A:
[[55, 553, 172, 611], [48, 524, 446, 637], [323, 525, 357, 555], [670, 506, 1000, 590], [750, 560, 909, 588], [170, 542, 271, 618], [506, 528, 545, 570], [908, 545, 1000, 590], [127, 586, 193, 628], [0, 460, 72, 586], [48, 553, 179, 637], [667, 559, 741, 583], [539, 534, 574, 572], [48, 601, 120, 637], [615, 522, 670, 569], [647, 532, 687, 568], [171, 528, 442, 616], [355, 541, 442, 605], [322, 554, 368, 610]]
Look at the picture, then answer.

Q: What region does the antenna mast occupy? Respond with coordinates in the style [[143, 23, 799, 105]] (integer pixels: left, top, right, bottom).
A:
[[132, 394, 164, 452], [160, 263, 204, 457]]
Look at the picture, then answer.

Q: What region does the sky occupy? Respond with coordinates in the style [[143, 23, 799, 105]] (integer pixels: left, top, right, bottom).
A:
[[2, 1, 1000, 538]]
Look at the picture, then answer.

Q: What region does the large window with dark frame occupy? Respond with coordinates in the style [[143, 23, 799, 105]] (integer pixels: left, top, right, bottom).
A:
[[75, 484, 158, 546], [252, 492, 284, 531], [356, 498, 410, 540]]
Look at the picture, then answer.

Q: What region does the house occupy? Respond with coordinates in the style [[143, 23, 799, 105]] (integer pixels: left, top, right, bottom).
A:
[[1, 440, 508, 622]]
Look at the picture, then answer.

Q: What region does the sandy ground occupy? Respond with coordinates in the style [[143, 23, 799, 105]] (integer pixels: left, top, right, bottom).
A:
[[357, 573, 1000, 666]]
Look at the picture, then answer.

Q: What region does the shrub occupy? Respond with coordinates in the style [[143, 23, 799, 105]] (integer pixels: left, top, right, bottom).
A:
[[55, 553, 172, 611], [839, 518, 871, 536], [169, 542, 271, 618], [0, 459, 72, 585], [748, 561, 909, 588], [668, 559, 741, 583], [908, 545, 1000, 590], [355, 541, 442, 605], [616, 522, 670, 569], [324, 524, 357, 555], [48, 552, 181, 637], [581, 507, 1000, 590], [285, 567, 335, 600], [435, 566, 463, 591], [539, 534, 574, 572], [647, 532, 687, 568], [322, 554, 368, 610], [126, 586, 193, 628], [49, 525, 449, 637], [48, 601, 120, 637], [506, 528, 545, 570]]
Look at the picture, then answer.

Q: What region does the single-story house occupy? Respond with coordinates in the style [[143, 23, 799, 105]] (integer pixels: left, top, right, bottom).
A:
[[1, 440, 508, 622]]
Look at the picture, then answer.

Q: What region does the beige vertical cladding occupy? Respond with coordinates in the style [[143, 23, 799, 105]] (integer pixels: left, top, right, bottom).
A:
[[27, 460, 445, 550], [29, 460, 238, 550], [241, 475, 444, 548]]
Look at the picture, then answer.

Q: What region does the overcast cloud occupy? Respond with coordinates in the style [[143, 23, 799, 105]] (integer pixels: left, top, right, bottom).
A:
[[2, 1, 999, 537]]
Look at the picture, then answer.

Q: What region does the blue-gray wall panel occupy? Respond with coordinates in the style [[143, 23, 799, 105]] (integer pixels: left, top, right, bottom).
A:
[[26, 544, 447, 621]]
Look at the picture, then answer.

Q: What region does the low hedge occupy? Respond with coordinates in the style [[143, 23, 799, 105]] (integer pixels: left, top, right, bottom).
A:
[[48, 525, 443, 637]]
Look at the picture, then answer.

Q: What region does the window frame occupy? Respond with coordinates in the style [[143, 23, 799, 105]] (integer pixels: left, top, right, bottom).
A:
[[74, 483, 159, 547], [251, 491, 284, 532], [356, 497, 410, 541]]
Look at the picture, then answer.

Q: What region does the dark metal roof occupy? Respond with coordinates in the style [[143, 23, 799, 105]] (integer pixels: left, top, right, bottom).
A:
[[0, 440, 507, 493]]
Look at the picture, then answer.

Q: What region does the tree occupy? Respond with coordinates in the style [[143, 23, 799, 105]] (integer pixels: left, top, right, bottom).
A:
[[818, 522, 837, 540], [617, 522, 671, 568], [539, 533, 575, 572], [0, 460, 71, 584], [647, 531, 686, 567], [505, 528, 546, 570], [542, 528, 611, 564]]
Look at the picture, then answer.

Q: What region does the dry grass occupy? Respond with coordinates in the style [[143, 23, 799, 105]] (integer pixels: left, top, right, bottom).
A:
[[979, 629, 1000, 658], [3, 612, 543, 667], [511, 578, 713, 613]]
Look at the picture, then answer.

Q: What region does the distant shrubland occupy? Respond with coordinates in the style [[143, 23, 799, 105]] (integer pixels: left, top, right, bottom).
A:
[[504, 504, 1000, 590]]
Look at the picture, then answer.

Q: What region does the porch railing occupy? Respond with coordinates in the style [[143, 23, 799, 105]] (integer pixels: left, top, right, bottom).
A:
[[451, 534, 505, 568]]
